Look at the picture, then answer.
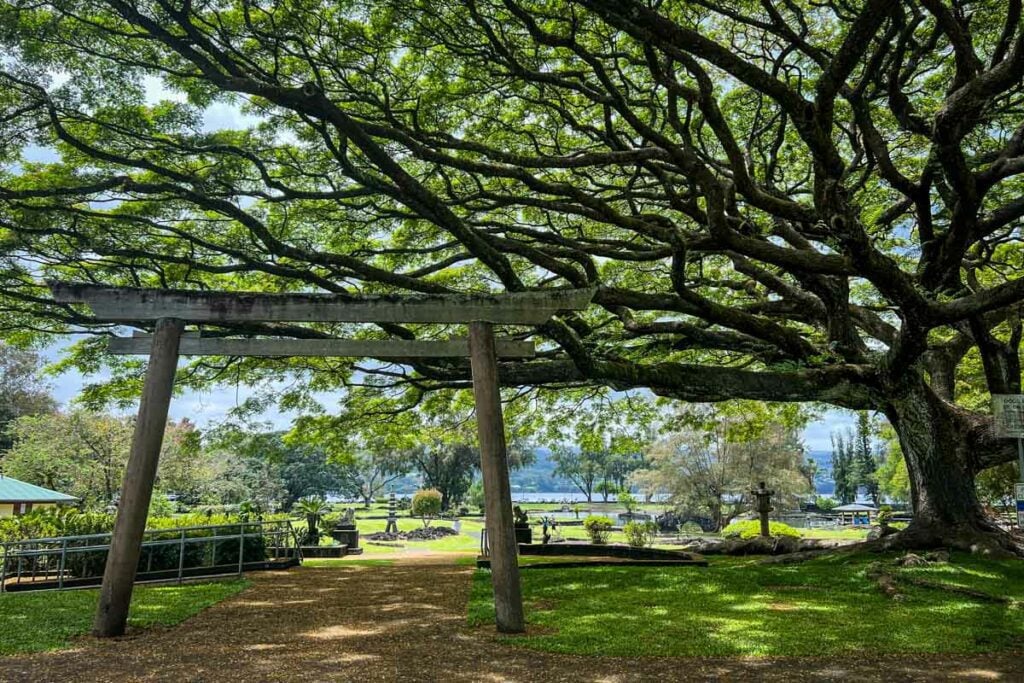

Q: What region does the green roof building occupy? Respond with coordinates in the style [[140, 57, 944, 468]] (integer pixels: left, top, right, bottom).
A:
[[0, 475, 78, 517]]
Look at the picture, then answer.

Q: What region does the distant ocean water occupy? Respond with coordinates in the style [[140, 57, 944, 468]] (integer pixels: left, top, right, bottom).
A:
[[509, 492, 671, 503]]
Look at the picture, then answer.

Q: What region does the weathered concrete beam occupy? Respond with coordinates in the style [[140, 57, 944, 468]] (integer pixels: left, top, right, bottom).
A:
[[49, 282, 595, 324], [108, 336, 536, 358]]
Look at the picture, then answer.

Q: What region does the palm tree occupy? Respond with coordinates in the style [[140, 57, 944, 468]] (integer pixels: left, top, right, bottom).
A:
[[295, 496, 330, 545]]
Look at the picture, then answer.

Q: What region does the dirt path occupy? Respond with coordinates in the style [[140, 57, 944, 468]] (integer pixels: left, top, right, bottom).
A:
[[0, 555, 1020, 682]]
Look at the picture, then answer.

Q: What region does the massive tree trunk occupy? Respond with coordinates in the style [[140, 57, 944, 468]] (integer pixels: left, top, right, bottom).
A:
[[883, 375, 1022, 556]]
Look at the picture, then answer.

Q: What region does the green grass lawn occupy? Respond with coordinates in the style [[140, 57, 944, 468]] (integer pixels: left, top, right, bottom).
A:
[[351, 518, 483, 555], [798, 527, 870, 540], [0, 580, 248, 656], [347, 514, 868, 554], [302, 558, 396, 568], [468, 553, 1024, 657]]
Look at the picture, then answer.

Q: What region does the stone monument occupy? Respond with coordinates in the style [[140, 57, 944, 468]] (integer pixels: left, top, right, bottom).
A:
[[329, 506, 360, 551], [385, 491, 399, 534], [751, 482, 775, 538]]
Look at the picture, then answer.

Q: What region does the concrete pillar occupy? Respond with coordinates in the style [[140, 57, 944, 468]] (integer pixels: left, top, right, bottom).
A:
[[93, 318, 183, 637], [468, 321, 525, 634]]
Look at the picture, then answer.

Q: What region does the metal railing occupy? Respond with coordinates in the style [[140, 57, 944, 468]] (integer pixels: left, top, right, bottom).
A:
[[0, 519, 301, 592]]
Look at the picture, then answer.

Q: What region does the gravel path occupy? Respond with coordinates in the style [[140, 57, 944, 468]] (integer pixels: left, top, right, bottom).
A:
[[0, 555, 1021, 682]]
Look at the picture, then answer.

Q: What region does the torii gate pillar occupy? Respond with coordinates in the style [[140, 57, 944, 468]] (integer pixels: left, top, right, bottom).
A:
[[93, 317, 183, 637], [468, 321, 525, 633]]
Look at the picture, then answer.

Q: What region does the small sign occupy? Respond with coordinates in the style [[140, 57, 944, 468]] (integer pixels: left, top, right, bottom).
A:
[[1018, 485, 1024, 528], [993, 395, 1024, 438]]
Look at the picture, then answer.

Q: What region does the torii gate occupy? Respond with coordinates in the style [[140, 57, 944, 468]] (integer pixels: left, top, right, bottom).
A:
[[49, 282, 595, 637]]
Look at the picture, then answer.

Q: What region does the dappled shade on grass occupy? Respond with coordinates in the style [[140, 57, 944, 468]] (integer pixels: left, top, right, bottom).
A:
[[0, 580, 247, 656], [468, 553, 1024, 657]]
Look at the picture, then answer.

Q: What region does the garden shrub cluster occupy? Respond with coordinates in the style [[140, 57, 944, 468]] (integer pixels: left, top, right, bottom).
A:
[[623, 520, 658, 548], [583, 515, 614, 544], [722, 519, 800, 540], [411, 489, 443, 527]]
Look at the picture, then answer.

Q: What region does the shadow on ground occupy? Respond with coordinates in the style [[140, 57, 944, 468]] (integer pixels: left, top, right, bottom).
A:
[[0, 555, 1020, 682]]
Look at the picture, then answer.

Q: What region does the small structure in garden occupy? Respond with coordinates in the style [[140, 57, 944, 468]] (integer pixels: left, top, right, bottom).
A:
[[833, 502, 878, 526], [751, 482, 775, 538], [0, 475, 78, 517], [327, 507, 361, 555], [384, 491, 399, 534], [513, 505, 532, 544]]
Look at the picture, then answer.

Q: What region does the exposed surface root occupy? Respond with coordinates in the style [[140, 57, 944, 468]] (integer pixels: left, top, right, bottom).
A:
[[900, 576, 1019, 606], [874, 521, 1024, 559], [866, 561, 905, 601], [868, 551, 1020, 607], [763, 521, 1024, 565]]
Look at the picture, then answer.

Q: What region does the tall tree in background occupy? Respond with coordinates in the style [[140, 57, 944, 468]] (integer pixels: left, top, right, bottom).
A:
[[636, 403, 811, 531], [3, 411, 131, 506], [3, 412, 202, 508], [211, 429, 345, 509], [547, 397, 653, 502], [336, 451, 410, 507], [0, 345, 56, 453], [853, 412, 881, 505], [550, 446, 605, 503], [831, 432, 856, 505], [286, 415, 412, 507], [409, 442, 478, 511], [3, 1, 1024, 552]]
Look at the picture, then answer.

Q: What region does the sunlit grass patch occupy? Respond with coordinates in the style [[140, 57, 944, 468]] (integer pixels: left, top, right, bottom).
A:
[[0, 580, 247, 656], [469, 553, 1024, 657], [301, 558, 396, 568]]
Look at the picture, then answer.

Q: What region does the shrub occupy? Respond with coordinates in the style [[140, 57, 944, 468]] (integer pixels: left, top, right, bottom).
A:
[[411, 489, 443, 527], [679, 521, 704, 536], [623, 520, 657, 548], [722, 519, 800, 540], [467, 481, 485, 512], [295, 497, 330, 545], [618, 488, 637, 514], [583, 515, 614, 544], [877, 504, 893, 528], [148, 493, 177, 518], [815, 496, 837, 512]]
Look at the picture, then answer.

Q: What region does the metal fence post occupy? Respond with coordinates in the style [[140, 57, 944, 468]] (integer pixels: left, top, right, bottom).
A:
[[177, 529, 186, 584], [58, 539, 67, 590], [237, 526, 245, 577]]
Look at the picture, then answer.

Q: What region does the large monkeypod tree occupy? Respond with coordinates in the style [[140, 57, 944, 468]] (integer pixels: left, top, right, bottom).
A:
[[1, 0, 1023, 553]]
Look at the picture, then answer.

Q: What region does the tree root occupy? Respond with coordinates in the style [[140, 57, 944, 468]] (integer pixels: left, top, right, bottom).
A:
[[761, 521, 1024, 564], [873, 521, 1024, 559], [899, 576, 1019, 607], [866, 561, 905, 601], [866, 552, 1020, 607]]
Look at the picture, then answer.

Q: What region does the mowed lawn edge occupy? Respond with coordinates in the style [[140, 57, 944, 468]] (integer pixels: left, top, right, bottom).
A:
[[468, 553, 1024, 657], [0, 579, 249, 656]]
